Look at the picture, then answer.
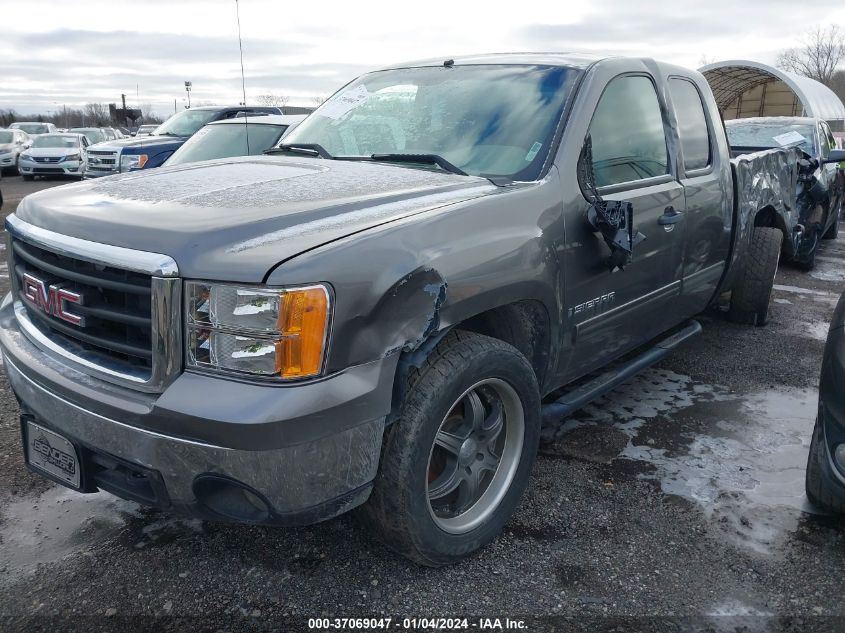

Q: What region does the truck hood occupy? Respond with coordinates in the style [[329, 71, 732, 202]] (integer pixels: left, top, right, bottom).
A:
[[14, 156, 498, 281], [98, 135, 189, 151]]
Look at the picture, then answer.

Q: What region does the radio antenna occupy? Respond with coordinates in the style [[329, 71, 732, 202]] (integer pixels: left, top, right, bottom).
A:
[[235, 0, 250, 154]]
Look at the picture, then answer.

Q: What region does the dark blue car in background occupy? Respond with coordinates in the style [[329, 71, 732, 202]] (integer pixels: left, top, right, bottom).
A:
[[83, 105, 281, 178]]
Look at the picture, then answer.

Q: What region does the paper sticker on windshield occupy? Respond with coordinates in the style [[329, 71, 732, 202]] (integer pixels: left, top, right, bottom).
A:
[[773, 130, 807, 146], [525, 141, 543, 162], [319, 85, 370, 120]]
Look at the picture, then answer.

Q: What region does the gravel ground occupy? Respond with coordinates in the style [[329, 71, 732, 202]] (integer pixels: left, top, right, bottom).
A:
[[0, 175, 844, 632]]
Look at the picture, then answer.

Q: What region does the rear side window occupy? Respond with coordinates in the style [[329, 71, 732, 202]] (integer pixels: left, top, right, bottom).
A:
[[668, 79, 711, 171], [589, 75, 669, 187]]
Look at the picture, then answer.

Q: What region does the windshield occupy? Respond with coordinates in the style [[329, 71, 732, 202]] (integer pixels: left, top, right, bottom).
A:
[[726, 122, 817, 154], [31, 135, 79, 149], [154, 109, 218, 137], [166, 121, 288, 166], [0, 131, 13, 143], [70, 128, 105, 144], [282, 64, 582, 180], [14, 123, 49, 134]]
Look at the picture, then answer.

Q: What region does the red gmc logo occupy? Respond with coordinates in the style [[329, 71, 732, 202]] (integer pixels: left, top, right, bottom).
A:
[[21, 272, 86, 327]]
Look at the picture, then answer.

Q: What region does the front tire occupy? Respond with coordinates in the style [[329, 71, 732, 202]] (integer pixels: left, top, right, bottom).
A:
[[729, 227, 782, 326], [21, 174, 33, 181], [361, 331, 541, 566], [806, 417, 845, 514]]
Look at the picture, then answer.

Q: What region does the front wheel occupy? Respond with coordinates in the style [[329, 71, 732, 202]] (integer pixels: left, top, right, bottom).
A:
[[360, 331, 540, 566], [21, 174, 33, 181], [806, 417, 845, 514]]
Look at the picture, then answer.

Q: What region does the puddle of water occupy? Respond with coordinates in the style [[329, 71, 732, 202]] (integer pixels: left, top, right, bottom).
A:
[[0, 488, 139, 578], [806, 320, 831, 341], [542, 369, 824, 556]]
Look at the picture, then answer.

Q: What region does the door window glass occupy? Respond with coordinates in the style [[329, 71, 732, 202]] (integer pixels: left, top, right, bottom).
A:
[[589, 75, 669, 187]]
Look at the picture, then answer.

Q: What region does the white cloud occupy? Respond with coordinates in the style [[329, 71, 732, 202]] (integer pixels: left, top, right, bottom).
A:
[[3, 0, 845, 117]]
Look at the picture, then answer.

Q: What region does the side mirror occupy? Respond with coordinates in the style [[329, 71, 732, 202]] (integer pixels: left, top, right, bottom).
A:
[[578, 136, 646, 271], [823, 149, 845, 164]]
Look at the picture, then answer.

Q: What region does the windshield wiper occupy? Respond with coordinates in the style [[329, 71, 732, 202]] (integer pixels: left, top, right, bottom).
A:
[[368, 153, 468, 176], [265, 143, 333, 159]]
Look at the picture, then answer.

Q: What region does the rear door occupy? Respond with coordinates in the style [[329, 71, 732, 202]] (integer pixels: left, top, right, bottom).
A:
[[562, 73, 686, 379], [669, 77, 733, 314]]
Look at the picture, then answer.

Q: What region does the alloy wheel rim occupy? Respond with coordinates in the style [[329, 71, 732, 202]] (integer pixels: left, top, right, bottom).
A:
[[425, 377, 524, 534]]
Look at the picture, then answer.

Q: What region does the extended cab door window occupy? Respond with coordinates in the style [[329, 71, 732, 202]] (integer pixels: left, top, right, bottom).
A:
[[589, 76, 669, 187], [668, 79, 711, 172]]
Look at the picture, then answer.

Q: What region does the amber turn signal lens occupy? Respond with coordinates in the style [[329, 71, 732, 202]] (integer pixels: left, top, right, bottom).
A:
[[276, 287, 330, 378]]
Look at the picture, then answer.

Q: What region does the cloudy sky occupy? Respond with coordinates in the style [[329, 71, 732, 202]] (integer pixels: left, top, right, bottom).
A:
[[4, 0, 845, 117]]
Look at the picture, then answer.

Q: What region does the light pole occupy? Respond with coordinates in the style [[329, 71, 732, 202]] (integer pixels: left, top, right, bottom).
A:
[[184, 81, 192, 108]]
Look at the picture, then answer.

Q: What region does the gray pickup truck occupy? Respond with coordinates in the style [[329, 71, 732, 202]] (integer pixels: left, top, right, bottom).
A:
[[0, 54, 828, 566]]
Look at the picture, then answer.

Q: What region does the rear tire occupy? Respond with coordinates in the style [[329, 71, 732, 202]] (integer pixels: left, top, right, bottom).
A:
[[806, 417, 845, 514], [360, 330, 541, 566], [729, 227, 782, 326]]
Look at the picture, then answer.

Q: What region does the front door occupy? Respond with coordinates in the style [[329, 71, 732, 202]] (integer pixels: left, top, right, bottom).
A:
[[562, 73, 686, 381]]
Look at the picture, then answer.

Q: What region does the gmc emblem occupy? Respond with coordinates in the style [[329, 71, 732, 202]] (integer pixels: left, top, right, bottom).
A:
[[21, 272, 86, 327]]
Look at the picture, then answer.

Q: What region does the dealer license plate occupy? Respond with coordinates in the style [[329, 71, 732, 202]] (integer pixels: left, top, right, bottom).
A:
[[25, 421, 81, 489]]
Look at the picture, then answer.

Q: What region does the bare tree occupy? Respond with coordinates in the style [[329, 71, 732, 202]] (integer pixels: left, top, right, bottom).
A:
[[82, 102, 110, 126], [698, 54, 716, 68], [139, 103, 164, 124], [311, 95, 327, 105], [256, 93, 290, 107], [777, 25, 845, 85]]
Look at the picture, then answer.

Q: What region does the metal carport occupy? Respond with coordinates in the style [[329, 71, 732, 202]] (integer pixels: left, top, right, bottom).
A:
[[700, 59, 845, 130]]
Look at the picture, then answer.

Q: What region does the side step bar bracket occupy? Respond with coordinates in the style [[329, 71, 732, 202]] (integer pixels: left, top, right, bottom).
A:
[[541, 320, 702, 424]]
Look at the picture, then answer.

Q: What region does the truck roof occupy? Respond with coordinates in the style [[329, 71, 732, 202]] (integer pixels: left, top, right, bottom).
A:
[[379, 52, 607, 70], [378, 53, 701, 83]]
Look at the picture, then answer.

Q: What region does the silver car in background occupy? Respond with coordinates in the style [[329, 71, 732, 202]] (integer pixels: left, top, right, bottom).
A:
[[9, 121, 58, 136], [69, 127, 110, 145], [18, 133, 89, 180], [0, 128, 31, 173], [134, 124, 159, 137], [164, 114, 307, 167]]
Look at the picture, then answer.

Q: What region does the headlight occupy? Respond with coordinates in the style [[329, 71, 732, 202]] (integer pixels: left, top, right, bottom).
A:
[[120, 153, 148, 172], [20, 153, 33, 161], [61, 153, 81, 162], [186, 282, 331, 379]]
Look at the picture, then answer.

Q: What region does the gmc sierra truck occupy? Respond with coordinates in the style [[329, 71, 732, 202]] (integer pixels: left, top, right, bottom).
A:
[[1, 54, 830, 566]]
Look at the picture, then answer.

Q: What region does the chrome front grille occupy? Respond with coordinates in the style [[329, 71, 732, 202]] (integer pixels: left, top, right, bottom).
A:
[[86, 149, 119, 173], [6, 215, 181, 392], [12, 238, 154, 369]]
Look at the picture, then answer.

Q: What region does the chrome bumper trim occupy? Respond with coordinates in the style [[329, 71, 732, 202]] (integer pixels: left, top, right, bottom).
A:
[[6, 214, 179, 277]]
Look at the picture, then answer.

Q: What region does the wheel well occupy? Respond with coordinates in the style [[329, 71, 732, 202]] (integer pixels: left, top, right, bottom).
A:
[[454, 300, 551, 388], [388, 300, 551, 425], [753, 206, 791, 256]]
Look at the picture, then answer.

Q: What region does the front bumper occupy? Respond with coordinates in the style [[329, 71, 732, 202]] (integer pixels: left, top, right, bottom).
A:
[[19, 158, 84, 177], [0, 299, 395, 525]]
